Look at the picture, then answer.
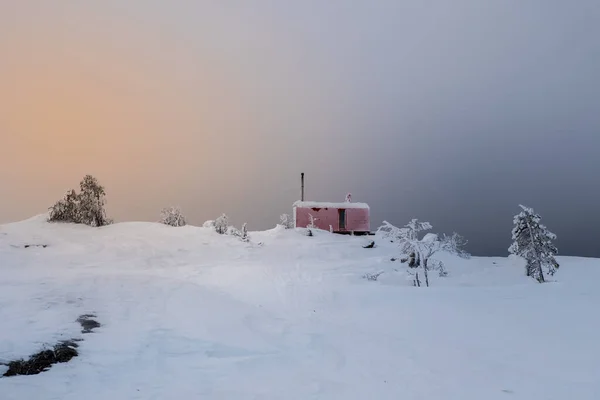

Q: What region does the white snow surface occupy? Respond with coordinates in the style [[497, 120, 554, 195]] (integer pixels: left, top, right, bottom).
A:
[[1, 216, 599, 399], [293, 201, 370, 209]]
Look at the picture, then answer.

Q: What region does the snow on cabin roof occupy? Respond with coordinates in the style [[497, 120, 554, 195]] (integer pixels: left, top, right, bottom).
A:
[[293, 201, 370, 209]]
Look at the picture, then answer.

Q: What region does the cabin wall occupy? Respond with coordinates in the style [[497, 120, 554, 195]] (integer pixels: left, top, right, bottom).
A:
[[295, 207, 340, 231], [345, 208, 370, 232], [294, 206, 370, 233]]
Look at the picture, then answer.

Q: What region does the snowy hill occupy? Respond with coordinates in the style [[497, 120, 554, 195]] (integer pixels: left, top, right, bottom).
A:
[[1, 217, 599, 399]]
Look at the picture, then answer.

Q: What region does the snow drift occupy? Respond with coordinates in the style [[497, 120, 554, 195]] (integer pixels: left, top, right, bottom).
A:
[[0, 217, 598, 399]]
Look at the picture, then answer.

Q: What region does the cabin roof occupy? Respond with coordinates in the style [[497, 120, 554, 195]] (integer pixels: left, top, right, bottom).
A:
[[293, 201, 370, 210]]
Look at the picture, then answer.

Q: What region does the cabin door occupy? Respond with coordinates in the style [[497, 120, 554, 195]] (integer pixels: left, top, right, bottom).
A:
[[338, 209, 346, 230]]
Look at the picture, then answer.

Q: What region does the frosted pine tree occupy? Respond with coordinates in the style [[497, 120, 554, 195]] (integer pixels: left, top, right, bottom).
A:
[[214, 214, 229, 234], [509, 205, 559, 283]]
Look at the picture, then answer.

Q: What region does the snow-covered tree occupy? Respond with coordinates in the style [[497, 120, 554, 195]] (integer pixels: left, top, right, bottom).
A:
[[279, 214, 294, 229], [509, 205, 559, 283], [77, 175, 109, 227], [48, 189, 79, 223], [202, 220, 215, 228], [48, 175, 110, 227], [378, 219, 463, 287], [214, 214, 229, 235], [160, 207, 186, 227]]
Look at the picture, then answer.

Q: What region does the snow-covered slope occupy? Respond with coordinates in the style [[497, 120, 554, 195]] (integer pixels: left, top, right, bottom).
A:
[[1, 217, 599, 399]]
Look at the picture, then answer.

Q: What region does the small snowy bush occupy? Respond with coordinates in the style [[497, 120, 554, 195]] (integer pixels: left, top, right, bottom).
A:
[[279, 214, 294, 229], [227, 223, 250, 242], [441, 232, 471, 259], [160, 207, 186, 227], [363, 271, 384, 281], [214, 214, 229, 235], [228, 223, 250, 242], [307, 214, 318, 229], [48, 175, 110, 227], [240, 223, 249, 242], [202, 220, 215, 228]]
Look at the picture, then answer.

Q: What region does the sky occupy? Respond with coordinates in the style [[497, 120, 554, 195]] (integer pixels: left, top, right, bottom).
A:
[[1, 1, 600, 256]]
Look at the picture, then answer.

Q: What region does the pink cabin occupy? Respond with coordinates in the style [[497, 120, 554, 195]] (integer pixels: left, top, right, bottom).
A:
[[293, 200, 371, 234]]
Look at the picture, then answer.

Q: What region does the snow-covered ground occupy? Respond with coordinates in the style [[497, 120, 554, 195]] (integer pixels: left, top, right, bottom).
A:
[[1, 216, 599, 399]]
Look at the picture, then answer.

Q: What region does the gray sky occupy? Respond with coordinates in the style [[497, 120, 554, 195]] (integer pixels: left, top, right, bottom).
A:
[[1, 1, 600, 256]]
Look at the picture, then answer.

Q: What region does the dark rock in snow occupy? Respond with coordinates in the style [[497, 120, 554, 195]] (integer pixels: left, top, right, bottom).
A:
[[77, 314, 101, 334], [2, 341, 79, 377], [2, 314, 103, 378]]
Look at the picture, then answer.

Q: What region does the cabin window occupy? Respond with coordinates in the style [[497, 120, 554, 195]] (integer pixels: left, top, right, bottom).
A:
[[338, 209, 346, 230]]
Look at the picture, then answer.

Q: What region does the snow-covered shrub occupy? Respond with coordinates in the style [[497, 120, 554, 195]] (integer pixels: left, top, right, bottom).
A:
[[442, 233, 469, 258], [299, 214, 319, 237], [48, 175, 110, 227], [363, 271, 384, 281], [214, 214, 229, 235], [279, 214, 294, 229], [231, 223, 249, 241], [48, 190, 79, 223], [160, 207, 186, 227], [225, 222, 250, 242], [378, 219, 461, 287], [441, 232, 471, 259], [202, 220, 215, 228], [307, 214, 318, 229], [509, 205, 559, 283], [240, 223, 249, 242]]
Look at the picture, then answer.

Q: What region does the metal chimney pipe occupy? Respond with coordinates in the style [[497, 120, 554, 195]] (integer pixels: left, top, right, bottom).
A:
[[301, 172, 305, 201]]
